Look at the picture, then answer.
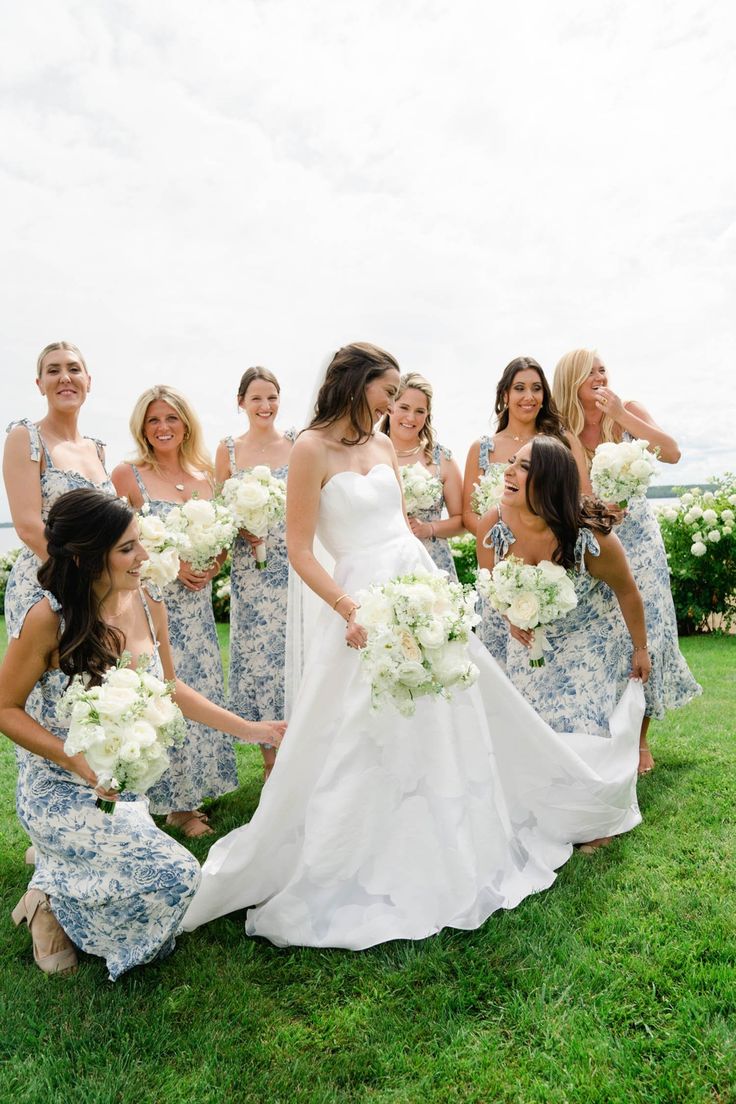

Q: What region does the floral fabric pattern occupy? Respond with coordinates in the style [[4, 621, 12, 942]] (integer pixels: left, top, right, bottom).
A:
[[4, 419, 116, 638], [15, 592, 200, 981], [128, 466, 237, 812], [223, 434, 293, 724], [409, 443, 459, 580], [499, 526, 635, 736], [616, 494, 701, 718], [476, 436, 509, 667]]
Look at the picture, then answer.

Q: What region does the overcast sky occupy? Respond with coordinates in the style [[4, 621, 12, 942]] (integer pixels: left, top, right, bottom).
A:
[[2, 0, 735, 520]]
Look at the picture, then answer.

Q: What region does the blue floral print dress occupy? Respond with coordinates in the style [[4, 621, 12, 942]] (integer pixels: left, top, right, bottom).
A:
[[128, 466, 237, 813], [492, 516, 635, 736], [4, 419, 116, 638], [223, 434, 293, 725], [14, 592, 200, 981], [405, 443, 458, 580], [476, 436, 509, 667], [613, 486, 701, 719]]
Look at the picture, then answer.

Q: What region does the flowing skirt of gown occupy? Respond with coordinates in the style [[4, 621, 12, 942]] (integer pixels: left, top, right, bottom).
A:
[[182, 464, 643, 948]]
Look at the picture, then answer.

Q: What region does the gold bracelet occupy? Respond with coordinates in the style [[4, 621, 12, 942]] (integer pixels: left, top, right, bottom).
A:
[[632, 644, 649, 653], [333, 593, 351, 610]]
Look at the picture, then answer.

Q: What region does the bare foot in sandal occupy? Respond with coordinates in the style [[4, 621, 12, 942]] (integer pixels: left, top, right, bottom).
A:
[[166, 810, 214, 838]]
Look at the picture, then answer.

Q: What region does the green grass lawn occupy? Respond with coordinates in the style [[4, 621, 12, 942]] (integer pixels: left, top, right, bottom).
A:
[[0, 622, 734, 1103]]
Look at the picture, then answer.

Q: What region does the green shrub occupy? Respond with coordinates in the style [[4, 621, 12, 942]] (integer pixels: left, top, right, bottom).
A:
[[211, 554, 232, 622], [657, 474, 736, 634], [449, 533, 478, 588], [0, 548, 21, 607]]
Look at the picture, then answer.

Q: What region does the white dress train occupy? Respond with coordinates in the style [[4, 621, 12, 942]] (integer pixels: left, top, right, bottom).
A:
[[182, 464, 643, 947]]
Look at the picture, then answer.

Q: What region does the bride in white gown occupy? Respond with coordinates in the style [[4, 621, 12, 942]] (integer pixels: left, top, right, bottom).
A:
[[182, 342, 644, 948]]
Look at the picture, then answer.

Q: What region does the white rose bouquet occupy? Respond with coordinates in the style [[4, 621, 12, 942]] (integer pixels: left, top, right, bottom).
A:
[[400, 463, 443, 515], [476, 555, 578, 666], [590, 439, 658, 507], [220, 466, 287, 569], [137, 505, 185, 589], [57, 654, 187, 813], [471, 465, 507, 515], [164, 495, 238, 573], [356, 568, 480, 716]]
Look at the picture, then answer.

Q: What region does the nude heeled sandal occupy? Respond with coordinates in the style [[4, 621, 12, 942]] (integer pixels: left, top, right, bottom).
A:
[[11, 889, 78, 976]]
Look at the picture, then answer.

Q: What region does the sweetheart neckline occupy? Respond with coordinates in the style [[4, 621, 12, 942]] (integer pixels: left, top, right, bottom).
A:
[[322, 462, 393, 491]]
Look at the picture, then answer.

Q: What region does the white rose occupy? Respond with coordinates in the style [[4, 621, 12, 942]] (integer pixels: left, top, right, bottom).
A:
[[396, 660, 427, 688], [251, 465, 272, 481], [142, 694, 180, 728], [691, 542, 707, 557], [105, 667, 141, 690], [629, 458, 653, 479], [140, 672, 168, 696], [119, 741, 143, 763], [130, 718, 158, 749], [707, 530, 721, 542], [507, 592, 541, 630], [416, 621, 447, 649], [157, 545, 180, 577], [84, 736, 122, 777], [71, 700, 92, 721], [182, 498, 215, 526], [236, 482, 270, 510], [95, 687, 139, 722], [138, 514, 168, 542], [536, 560, 566, 584]]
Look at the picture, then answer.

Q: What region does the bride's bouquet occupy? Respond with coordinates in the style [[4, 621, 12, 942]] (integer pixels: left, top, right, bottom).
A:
[[471, 468, 506, 515], [400, 463, 442, 516], [476, 556, 578, 667], [137, 505, 184, 589], [164, 496, 238, 573], [356, 568, 480, 716], [590, 439, 658, 507], [220, 466, 287, 569], [57, 655, 187, 813]]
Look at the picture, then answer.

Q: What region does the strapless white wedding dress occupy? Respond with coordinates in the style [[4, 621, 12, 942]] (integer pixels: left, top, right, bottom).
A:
[[182, 464, 643, 947]]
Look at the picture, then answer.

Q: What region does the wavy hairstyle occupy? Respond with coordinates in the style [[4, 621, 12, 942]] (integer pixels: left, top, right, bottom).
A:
[[237, 366, 281, 407], [128, 385, 213, 477], [495, 357, 567, 440], [525, 435, 616, 571], [379, 371, 436, 458], [36, 341, 88, 379], [552, 348, 619, 448], [37, 489, 134, 684], [308, 342, 400, 445]]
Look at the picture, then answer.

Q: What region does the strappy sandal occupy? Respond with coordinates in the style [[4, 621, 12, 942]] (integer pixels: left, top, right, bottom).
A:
[[165, 811, 214, 838], [12, 890, 78, 976]]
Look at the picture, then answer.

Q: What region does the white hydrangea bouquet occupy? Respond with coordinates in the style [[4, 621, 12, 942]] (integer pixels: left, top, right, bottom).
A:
[[476, 556, 578, 666], [220, 465, 287, 569], [57, 655, 187, 813], [590, 439, 658, 507], [400, 463, 442, 515], [164, 496, 238, 573], [136, 505, 185, 589], [355, 568, 480, 716], [471, 467, 506, 515]]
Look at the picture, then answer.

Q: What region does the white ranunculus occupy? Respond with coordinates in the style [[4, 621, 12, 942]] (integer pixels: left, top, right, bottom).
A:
[[507, 592, 541, 629], [105, 667, 142, 690], [396, 660, 427, 688], [416, 620, 446, 649], [691, 542, 707, 557], [629, 458, 653, 479]]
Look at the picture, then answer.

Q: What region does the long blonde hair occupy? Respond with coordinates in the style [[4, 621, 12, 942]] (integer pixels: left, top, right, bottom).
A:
[[552, 349, 619, 447], [128, 385, 213, 476], [379, 371, 436, 458], [36, 341, 88, 378]]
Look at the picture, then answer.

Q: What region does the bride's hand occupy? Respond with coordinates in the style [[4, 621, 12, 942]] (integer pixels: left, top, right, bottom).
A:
[[345, 608, 368, 650]]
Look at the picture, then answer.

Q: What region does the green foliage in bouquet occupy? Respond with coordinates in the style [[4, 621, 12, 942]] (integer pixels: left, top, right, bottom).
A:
[[449, 533, 478, 589], [657, 474, 736, 634]]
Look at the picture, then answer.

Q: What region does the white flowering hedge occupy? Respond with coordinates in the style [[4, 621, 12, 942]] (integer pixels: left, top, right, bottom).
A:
[[657, 475, 736, 633]]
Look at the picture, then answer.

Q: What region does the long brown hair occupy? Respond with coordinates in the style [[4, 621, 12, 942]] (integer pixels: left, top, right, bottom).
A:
[[308, 342, 400, 445], [37, 489, 134, 684], [237, 367, 281, 406], [525, 436, 616, 570], [495, 357, 567, 440]]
